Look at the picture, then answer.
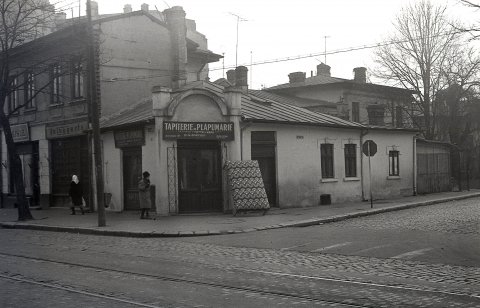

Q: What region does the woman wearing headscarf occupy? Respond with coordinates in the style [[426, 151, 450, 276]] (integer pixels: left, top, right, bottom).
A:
[[69, 175, 84, 215]]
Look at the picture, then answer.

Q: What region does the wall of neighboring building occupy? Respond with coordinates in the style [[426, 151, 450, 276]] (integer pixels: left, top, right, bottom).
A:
[[99, 15, 173, 116], [102, 131, 122, 211]]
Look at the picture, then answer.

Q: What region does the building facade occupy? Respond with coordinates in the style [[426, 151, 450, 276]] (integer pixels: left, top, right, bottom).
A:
[[100, 67, 417, 213], [0, 4, 220, 208]]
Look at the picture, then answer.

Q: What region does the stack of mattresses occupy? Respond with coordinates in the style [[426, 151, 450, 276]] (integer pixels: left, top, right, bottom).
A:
[[225, 160, 270, 215]]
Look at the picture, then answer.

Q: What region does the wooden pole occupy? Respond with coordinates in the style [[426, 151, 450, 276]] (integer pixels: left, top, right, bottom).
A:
[[86, 0, 106, 226]]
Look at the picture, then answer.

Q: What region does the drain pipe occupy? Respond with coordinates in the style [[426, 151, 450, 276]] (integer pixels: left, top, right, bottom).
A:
[[240, 121, 252, 161], [360, 128, 369, 201]]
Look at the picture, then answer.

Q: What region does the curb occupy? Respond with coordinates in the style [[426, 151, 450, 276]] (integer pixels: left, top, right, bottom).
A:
[[2, 192, 479, 237]]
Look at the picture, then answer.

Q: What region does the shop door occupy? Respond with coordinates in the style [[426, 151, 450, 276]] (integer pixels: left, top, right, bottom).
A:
[[251, 131, 277, 207], [10, 142, 40, 205], [177, 141, 222, 213], [123, 147, 142, 210], [51, 137, 89, 205]]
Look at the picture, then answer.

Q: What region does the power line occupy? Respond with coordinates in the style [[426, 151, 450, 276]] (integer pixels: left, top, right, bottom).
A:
[[210, 31, 463, 72]]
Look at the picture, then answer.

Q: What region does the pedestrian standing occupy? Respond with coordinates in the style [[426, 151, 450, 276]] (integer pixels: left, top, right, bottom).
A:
[[138, 171, 152, 219], [69, 175, 84, 215]]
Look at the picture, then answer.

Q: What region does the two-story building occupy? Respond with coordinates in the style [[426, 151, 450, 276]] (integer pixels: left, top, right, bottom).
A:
[[1, 3, 220, 208], [264, 63, 414, 127]]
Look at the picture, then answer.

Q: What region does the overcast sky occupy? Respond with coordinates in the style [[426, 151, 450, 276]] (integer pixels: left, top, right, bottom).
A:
[[58, 0, 477, 89]]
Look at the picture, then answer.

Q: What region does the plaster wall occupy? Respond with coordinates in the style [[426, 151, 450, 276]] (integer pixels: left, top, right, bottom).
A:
[[242, 123, 363, 207], [361, 130, 415, 200], [102, 131, 122, 211]]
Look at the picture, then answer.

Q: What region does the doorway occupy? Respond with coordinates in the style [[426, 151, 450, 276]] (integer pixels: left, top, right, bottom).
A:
[[123, 147, 142, 210], [251, 131, 277, 207], [177, 140, 222, 213]]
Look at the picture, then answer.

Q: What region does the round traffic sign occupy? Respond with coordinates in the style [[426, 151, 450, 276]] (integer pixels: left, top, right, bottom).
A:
[[362, 140, 377, 156]]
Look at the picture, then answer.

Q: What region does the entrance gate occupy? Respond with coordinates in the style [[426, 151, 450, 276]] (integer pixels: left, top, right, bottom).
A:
[[177, 140, 222, 213], [123, 147, 142, 210]]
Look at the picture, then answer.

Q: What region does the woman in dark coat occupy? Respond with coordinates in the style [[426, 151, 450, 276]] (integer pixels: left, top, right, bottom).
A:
[[69, 175, 84, 215], [138, 171, 152, 219]]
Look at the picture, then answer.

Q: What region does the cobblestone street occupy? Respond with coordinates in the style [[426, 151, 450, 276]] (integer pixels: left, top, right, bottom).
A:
[[1, 201, 479, 307]]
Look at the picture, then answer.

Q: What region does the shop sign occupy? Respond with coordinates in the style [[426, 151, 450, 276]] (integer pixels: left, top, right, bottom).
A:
[[46, 120, 89, 139], [114, 129, 145, 148], [11, 124, 30, 142], [163, 121, 234, 141]]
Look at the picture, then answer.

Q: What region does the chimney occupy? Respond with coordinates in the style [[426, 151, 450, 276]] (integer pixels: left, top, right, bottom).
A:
[[288, 72, 306, 83], [317, 63, 331, 76], [54, 12, 66, 29], [141, 3, 149, 12], [367, 104, 385, 126], [226, 69, 236, 85], [90, 1, 99, 17], [165, 6, 188, 89], [124, 4, 132, 13], [235, 66, 248, 91], [353, 67, 367, 83]]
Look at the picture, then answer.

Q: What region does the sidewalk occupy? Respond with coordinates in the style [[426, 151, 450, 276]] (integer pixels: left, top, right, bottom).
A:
[[1, 190, 480, 237]]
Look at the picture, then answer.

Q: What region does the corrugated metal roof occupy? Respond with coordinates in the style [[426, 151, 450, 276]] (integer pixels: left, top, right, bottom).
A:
[[100, 84, 363, 130], [243, 92, 363, 128], [267, 74, 346, 90], [100, 97, 153, 129]]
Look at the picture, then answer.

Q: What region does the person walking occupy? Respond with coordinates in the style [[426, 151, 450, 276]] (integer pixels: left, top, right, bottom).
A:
[[69, 175, 84, 215], [138, 171, 152, 219]]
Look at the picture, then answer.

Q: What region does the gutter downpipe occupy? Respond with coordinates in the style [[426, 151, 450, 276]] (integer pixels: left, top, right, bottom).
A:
[[413, 134, 418, 196], [360, 128, 369, 201], [240, 121, 252, 161]]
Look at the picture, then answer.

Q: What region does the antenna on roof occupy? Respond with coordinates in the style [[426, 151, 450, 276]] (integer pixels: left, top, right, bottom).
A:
[[324, 35, 330, 64], [229, 12, 248, 68], [162, 1, 171, 8]]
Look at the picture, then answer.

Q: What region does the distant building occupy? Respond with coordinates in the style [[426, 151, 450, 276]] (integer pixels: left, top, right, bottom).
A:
[[1, 3, 221, 208], [264, 64, 414, 128]]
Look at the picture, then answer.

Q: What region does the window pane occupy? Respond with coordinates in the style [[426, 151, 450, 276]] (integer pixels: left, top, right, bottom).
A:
[[321, 144, 334, 178], [344, 144, 357, 177]]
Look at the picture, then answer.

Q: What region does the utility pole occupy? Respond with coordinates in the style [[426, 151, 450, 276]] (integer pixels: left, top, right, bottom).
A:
[[229, 12, 247, 68], [86, 0, 106, 227]]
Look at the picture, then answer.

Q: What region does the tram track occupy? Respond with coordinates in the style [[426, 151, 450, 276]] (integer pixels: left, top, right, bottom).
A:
[[0, 251, 478, 307]]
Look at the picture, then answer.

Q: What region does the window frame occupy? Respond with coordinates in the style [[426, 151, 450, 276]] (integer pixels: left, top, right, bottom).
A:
[[352, 102, 360, 122], [71, 59, 84, 99], [321, 143, 334, 179], [7, 76, 19, 114], [51, 64, 62, 105], [344, 143, 357, 178], [389, 150, 400, 176], [25, 72, 36, 109]]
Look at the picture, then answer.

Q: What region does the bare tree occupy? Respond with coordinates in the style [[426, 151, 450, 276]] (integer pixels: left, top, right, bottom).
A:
[[372, 0, 480, 139], [0, 0, 63, 220]]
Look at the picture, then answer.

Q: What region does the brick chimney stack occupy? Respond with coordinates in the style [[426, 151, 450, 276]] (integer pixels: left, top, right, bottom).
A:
[[165, 6, 188, 89], [288, 72, 306, 83], [90, 1, 99, 17], [226, 69, 236, 85], [235, 66, 248, 91], [317, 63, 331, 76], [141, 3, 149, 12], [353, 67, 367, 83], [124, 4, 132, 13]]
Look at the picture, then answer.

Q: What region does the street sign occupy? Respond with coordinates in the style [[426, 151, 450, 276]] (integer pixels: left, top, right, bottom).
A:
[[362, 140, 377, 156]]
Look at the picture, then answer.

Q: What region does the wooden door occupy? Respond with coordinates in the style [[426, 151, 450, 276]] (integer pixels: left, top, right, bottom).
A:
[[177, 141, 222, 213], [123, 147, 142, 210]]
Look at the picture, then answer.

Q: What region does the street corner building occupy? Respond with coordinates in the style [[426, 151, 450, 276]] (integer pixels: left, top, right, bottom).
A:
[[0, 2, 220, 209], [100, 65, 419, 215]]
